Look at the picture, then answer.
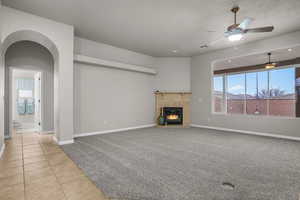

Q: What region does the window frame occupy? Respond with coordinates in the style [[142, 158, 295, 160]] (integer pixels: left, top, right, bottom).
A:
[[212, 64, 299, 119], [212, 74, 227, 115]]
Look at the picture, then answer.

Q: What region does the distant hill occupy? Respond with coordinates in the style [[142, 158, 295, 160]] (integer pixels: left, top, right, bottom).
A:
[[214, 91, 295, 100]]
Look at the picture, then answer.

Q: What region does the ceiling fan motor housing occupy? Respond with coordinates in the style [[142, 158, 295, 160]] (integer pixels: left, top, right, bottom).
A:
[[225, 27, 243, 37], [225, 6, 243, 36]]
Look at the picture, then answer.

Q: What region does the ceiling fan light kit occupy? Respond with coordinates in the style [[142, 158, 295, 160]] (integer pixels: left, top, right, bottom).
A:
[[265, 52, 276, 69], [228, 33, 243, 42], [265, 63, 276, 69]]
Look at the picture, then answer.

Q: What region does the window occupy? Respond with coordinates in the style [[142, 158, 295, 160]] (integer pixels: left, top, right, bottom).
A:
[[227, 74, 245, 114], [19, 90, 33, 98], [213, 66, 297, 118], [213, 76, 225, 113], [246, 71, 268, 115], [269, 68, 295, 117]]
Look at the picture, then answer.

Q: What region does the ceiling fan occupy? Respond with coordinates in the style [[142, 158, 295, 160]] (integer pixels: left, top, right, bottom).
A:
[[225, 6, 274, 41], [265, 52, 276, 69], [203, 6, 275, 47]]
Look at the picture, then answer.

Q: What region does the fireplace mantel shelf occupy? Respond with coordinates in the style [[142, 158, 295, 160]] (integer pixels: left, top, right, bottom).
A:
[[155, 92, 192, 94]]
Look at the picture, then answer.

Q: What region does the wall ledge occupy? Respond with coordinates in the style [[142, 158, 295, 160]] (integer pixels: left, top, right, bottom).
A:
[[74, 54, 157, 75], [191, 124, 300, 142]]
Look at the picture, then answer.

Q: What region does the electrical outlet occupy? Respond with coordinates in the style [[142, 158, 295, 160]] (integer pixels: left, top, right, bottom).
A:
[[103, 120, 108, 125], [198, 98, 203, 103]]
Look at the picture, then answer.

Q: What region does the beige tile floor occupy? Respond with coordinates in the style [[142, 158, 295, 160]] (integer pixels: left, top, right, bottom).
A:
[[0, 131, 109, 200]]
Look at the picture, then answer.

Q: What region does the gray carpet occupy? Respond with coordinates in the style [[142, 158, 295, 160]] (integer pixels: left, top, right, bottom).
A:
[[62, 128, 300, 200]]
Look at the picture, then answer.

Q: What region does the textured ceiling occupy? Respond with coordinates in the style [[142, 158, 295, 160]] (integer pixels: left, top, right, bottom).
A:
[[3, 0, 300, 57], [214, 45, 300, 70]]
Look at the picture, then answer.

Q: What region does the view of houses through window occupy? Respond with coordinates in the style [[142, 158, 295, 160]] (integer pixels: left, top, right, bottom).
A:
[[213, 67, 297, 117]]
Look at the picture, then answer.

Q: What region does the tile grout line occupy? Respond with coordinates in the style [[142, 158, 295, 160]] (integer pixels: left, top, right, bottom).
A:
[[39, 136, 69, 200], [48, 139, 109, 200], [3, 132, 107, 200]]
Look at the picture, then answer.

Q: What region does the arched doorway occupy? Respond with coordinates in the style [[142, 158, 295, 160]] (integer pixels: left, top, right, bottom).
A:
[[5, 41, 55, 136], [1, 30, 61, 141]]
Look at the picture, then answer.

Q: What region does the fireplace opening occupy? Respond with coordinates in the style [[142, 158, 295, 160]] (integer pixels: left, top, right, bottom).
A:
[[163, 107, 183, 125]]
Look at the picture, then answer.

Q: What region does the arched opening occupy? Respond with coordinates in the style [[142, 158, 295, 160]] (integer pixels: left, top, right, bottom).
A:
[[1, 30, 59, 139], [5, 41, 55, 136]]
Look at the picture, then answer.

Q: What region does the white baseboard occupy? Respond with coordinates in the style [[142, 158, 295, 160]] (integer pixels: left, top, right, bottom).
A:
[[58, 139, 74, 145], [190, 124, 300, 142], [74, 124, 156, 138], [16, 129, 39, 133], [39, 130, 54, 135], [0, 143, 5, 158], [53, 135, 74, 145]]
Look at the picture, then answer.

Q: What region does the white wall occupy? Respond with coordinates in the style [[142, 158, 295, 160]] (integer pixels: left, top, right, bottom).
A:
[[5, 41, 54, 132], [154, 57, 191, 92], [74, 63, 155, 135], [191, 31, 300, 137], [74, 37, 156, 135], [74, 38, 194, 135], [0, 6, 74, 143]]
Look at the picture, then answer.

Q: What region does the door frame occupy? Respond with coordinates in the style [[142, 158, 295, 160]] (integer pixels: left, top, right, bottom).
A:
[[8, 67, 42, 136], [34, 72, 42, 131]]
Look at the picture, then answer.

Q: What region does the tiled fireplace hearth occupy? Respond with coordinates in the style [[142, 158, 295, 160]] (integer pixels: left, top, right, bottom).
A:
[[155, 92, 192, 127]]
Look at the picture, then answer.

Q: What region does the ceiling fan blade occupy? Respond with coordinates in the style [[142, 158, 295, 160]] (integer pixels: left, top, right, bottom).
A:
[[238, 17, 254, 30], [245, 26, 274, 33]]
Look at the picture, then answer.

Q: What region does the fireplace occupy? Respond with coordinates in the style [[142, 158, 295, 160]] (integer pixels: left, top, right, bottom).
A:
[[155, 92, 191, 127], [163, 107, 183, 125]]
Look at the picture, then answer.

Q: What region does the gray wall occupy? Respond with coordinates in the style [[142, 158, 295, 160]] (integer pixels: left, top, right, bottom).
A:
[[191, 31, 300, 137], [74, 63, 155, 134], [73, 38, 195, 135], [154, 57, 191, 92], [5, 41, 54, 133], [74, 37, 156, 135]]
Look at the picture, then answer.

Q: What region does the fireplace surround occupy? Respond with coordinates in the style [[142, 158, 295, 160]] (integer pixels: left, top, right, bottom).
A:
[[155, 92, 191, 127]]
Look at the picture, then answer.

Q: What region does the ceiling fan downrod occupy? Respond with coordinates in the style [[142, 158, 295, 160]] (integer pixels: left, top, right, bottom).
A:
[[231, 6, 239, 24]]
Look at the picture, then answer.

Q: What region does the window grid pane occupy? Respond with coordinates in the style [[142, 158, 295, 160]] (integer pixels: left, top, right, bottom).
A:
[[269, 68, 296, 117], [246, 72, 268, 115], [213, 76, 224, 113], [227, 74, 245, 114]]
